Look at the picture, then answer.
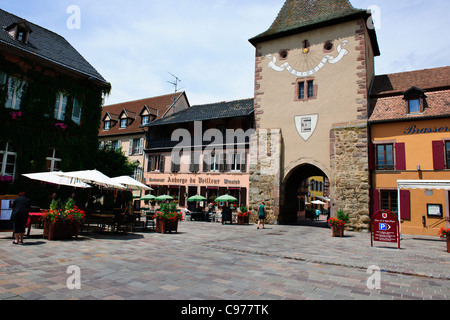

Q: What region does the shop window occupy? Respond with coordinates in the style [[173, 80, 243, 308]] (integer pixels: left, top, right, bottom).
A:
[[376, 144, 394, 170], [46, 148, 61, 172], [0, 141, 17, 180]]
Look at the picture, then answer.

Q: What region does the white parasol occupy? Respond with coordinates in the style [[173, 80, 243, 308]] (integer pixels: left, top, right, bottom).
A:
[[22, 171, 91, 189], [111, 176, 152, 191], [57, 170, 125, 190]]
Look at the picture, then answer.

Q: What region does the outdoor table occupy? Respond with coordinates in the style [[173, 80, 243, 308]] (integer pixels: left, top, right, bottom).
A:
[[26, 212, 44, 236], [90, 213, 116, 232]]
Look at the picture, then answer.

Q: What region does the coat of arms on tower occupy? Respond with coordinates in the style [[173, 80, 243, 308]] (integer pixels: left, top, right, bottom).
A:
[[295, 114, 318, 142]]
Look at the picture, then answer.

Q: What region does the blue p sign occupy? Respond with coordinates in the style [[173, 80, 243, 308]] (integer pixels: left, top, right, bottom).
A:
[[379, 223, 387, 231]]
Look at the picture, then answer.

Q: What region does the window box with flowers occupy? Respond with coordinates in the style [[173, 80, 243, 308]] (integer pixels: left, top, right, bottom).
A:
[[328, 210, 349, 237], [155, 202, 183, 234], [237, 206, 251, 225], [42, 198, 85, 240], [438, 228, 449, 253]]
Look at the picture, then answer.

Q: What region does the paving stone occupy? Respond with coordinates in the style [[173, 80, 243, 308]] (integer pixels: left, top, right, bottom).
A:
[[0, 221, 448, 301]]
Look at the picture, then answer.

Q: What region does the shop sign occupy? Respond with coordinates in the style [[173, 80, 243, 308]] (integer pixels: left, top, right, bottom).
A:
[[371, 210, 400, 249]]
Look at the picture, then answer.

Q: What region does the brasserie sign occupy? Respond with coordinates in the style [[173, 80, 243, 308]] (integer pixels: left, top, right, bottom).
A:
[[404, 124, 450, 135]]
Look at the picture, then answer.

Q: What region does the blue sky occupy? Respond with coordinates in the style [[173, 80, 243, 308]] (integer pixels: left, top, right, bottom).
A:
[[1, 0, 449, 106]]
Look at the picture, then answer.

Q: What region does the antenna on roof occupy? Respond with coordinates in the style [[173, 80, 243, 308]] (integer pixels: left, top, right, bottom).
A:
[[167, 72, 181, 104]]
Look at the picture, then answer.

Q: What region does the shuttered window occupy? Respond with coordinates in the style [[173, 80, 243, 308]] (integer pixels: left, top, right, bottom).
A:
[[432, 140, 445, 170]]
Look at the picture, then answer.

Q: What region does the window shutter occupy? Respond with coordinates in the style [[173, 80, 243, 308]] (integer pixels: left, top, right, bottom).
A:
[[368, 142, 375, 171], [372, 189, 379, 213], [241, 152, 247, 173], [400, 190, 411, 220], [395, 143, 406, 171], [139, 138, 144, 155], [128, 139, 133, 156], [219, 153, 226, 173], [203, 154, 210, 173], [160, 155, 165, 173], [432, 141, 445, 170]]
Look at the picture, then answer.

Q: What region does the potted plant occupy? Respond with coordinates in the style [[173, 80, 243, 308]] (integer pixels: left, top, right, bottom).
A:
[[43, 201, 85, 240], [155, 202, 183, 234], [438, 228, 449, 253], [238, 206, 251, 225], [328, 210, 349, 237]]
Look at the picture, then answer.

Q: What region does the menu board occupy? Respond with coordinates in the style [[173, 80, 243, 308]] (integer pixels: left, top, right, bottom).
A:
[[1, 200, 13, 220]]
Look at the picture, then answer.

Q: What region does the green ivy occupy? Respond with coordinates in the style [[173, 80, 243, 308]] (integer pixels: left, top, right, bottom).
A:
[[0, 53, 112, 206]]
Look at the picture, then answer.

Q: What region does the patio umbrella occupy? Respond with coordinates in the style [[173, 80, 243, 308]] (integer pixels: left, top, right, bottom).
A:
[[111, 176, 152, 191], [155, 195, 174, 201], [140, 194, 156, 201], [215, 195, 238, 202], [57, 170, 125, 190], [311, 200, 326, 205], [22, 171, 91, 189], [187, 195, 207, 202]]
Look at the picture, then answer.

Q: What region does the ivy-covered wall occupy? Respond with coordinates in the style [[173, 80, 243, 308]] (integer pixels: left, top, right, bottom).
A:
[[0, 52, 111, 206]]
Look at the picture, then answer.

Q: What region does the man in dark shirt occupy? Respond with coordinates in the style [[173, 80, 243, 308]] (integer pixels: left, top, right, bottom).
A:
[[11, 192, 31, 244]]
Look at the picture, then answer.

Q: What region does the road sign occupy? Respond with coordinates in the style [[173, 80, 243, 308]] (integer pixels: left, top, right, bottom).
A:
[[371, 210, 400, 249]]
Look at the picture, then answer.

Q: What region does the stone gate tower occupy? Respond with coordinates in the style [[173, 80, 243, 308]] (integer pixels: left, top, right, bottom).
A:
[[248, 0, 380, 230]]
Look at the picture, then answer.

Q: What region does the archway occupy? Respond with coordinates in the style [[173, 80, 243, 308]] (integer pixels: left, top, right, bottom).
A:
[[280, 163, 331, 225]]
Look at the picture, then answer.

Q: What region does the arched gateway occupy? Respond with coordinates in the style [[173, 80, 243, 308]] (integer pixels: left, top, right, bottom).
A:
[[248, 0, 379, 230]]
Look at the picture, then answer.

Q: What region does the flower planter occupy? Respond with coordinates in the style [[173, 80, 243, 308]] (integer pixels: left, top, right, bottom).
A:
[[156, 218, 179, 234], [44, 220, 80, 240], [332, 225, 344, 237], [237, 216, 250, 225]]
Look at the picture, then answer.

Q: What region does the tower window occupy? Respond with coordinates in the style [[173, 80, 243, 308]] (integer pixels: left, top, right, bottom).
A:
[[296, 78, 317, 101]]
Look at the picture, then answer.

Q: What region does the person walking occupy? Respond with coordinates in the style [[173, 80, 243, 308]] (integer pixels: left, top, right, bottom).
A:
[[257, 201, 266, 229], [10, 192, 31, 245]]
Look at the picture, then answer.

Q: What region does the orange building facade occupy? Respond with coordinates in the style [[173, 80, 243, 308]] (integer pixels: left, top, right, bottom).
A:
[[369, 67, 450, 236]]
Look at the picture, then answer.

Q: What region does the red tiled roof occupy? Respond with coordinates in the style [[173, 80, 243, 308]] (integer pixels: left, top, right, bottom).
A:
[[369, 67, 450, 123], [99, 92, 186, 136], [371, 66, 450, 96]]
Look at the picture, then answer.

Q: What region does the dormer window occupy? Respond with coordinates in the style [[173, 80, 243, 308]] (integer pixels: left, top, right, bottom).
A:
[[120, 118, 127, 128], [6, 22, 32, 44], [142, 115, 150, 126], [104, 121, 111, 130], [407, 99, 421, 114], [139, 105, 158, 126], [403, 86, 427, 115]]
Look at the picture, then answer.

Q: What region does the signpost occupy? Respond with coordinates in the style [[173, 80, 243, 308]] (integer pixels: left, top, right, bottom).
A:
[[371, 210, 400, 249]]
